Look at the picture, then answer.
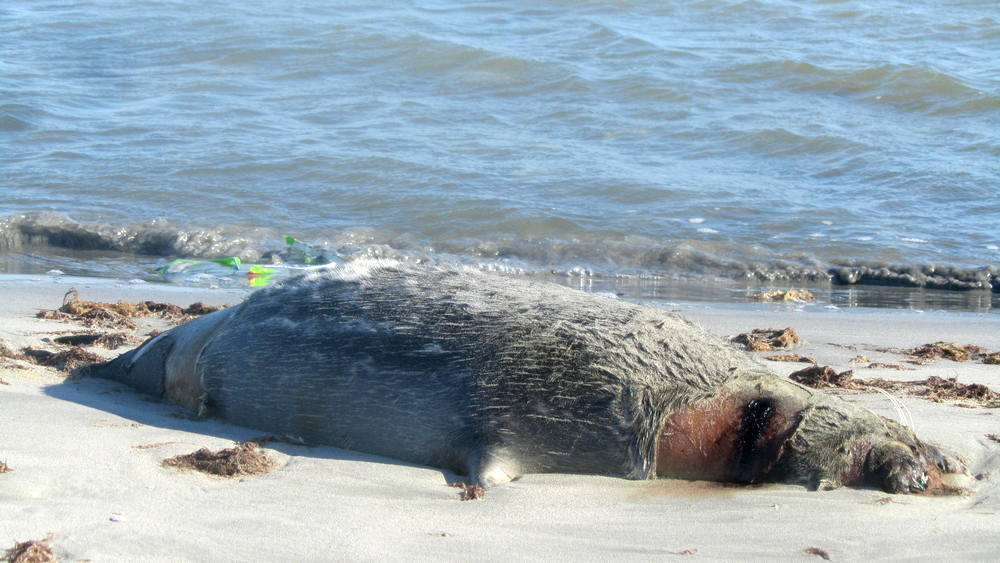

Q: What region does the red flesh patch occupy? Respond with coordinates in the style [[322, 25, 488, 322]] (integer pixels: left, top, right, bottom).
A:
[[656, 392, 797, 483]]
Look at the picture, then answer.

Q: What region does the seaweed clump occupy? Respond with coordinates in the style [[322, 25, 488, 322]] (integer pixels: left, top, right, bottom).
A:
[[754, 289, 816, 303], [789, 365, 1000, 407], [789, 365, 855, 388], [162, 442, 275, 478], [3, 535, 57, 563], [0, 344, 31, 367], [904, 342, 1000, 365], [449, 482, 486, 501], [20, 347, 102, 372], [52, 332, 137, 349], [763, 353, 815, 363], [732, 328, 801, 352], [803, 547, 831, 561], [36, 289, 226, 329], [908, 342, 979, 363]]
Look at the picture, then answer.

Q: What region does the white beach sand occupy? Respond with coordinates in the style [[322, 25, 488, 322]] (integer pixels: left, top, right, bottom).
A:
[[2, 275, 999, 562]]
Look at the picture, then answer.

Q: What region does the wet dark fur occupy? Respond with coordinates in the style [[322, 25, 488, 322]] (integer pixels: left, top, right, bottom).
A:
[[77, 260, 959, 492]]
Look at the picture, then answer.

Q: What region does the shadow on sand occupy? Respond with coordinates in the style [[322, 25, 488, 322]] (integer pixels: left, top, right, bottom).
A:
[[42, 375, 460, 484]]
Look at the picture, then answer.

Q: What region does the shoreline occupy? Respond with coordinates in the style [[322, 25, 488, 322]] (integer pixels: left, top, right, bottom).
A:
[[3, 265, 1000, 315], [2, 274, 999, 560]]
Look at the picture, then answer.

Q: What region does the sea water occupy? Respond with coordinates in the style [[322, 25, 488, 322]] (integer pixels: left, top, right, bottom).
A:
[[2, 1, 998, 309]]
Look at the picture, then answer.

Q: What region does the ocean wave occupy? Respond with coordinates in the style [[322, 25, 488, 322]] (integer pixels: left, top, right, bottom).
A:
[[2, 213, 997, 293], [0, 213, 274, 261], [726, 59, 997, 116]]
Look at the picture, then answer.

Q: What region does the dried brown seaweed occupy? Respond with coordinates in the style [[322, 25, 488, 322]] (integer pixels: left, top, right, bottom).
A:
[[36, 289, 227, 329], [131, 441, 182, 450], [904, 342, 1000, 365], [866, 362, 913, 371], [449, 482, 486, 501], [907, 342, 980, 362], [732, 328, 801, 352], [162, 442, 275, 477], [52, 332, 137, 349], [3, 535, 57, 563], [788, 365, 854, 388], [804, 547, 831, 560], [763, 353, 815, 363], [789, 365, 1000, 407], [21, 347, 102, 372], [0, 345, 30, 363], [753, 289, 816, 303]]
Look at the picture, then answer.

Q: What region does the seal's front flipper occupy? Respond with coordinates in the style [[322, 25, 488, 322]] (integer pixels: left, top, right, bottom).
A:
[[467, 449, 520, 488]]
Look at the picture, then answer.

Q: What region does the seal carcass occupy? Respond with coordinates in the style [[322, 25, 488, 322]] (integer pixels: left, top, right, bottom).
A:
[[79, 260, 960, 493]]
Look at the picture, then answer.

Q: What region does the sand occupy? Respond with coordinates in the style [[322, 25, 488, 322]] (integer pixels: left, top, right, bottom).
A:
[[2, 274, 999, 562]]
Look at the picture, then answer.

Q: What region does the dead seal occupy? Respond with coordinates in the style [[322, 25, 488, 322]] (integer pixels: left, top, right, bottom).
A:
[[77, 260, 961, 493]]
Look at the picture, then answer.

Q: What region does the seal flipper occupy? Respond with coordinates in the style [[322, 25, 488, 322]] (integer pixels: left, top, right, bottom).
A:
[[73, 332, 172, 397], [466, 448, 521, 488]]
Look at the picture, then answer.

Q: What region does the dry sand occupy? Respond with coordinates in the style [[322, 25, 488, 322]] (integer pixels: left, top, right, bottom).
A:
[[2, 275, 999, 561]]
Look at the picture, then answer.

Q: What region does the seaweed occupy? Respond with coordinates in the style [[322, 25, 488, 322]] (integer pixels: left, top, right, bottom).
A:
[[788, 366, 855, 388], [904, 342, 1000, 365], [804, 547, 831, 560], [448, 482, 486, 501], [907, 342, 980, 363], [866, 362, 913, 371], [3, 535, 57, 563], [36, 289, 227, 329], [0, 345, 30, 363], [860, 496, 906, 506], [753, 289, 816, 303], [182, 302, 226, 316], [922, 376, 997, 403], [789, 365, 1000, 407], [21, 347, 102, 372], [763, 353, 815, 363], [131, 441, 181, 450], [162, 442, 275, 477], [52, 332, 137, 349], [732, 328, 801, 352]]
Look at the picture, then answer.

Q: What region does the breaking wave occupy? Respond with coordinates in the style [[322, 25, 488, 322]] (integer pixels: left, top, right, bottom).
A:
[[2, 213, 997, 293]]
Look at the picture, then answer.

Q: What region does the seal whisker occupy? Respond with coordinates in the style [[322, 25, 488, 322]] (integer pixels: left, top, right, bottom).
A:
[[869, 386, 915, 432]]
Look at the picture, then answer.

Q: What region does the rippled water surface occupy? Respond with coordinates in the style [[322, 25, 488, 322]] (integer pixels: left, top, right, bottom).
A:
[[2, 1, 999, 301]]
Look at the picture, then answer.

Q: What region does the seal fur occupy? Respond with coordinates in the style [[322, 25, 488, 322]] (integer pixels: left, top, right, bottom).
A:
[[77, 260, 960, 492]]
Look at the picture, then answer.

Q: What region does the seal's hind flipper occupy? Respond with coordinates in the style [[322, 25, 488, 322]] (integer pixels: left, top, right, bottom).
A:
[[73, 332, 172, 398]]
